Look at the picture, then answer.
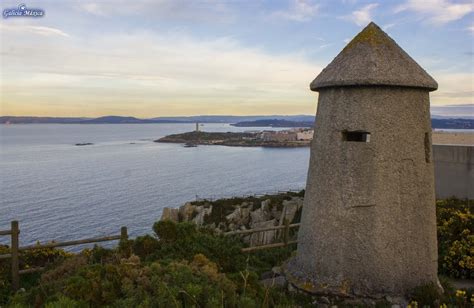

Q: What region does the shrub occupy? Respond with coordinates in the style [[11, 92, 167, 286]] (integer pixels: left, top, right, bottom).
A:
[[130, 234, 159, 260], [150, 221, 246, 273], [409, 282, 441, 307], [0, 245, 72, 305], [10, 254, 241, 307], [437, 199, 473, 278]]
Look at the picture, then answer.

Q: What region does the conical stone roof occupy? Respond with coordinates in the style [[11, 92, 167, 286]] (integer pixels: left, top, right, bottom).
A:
[[311, 22, 438, 91]]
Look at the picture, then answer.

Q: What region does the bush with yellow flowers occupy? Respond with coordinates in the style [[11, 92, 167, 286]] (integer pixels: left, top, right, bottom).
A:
[[0, 244, 72, 304], [5, 223, 310, 307], [436, 198, 473, 279]]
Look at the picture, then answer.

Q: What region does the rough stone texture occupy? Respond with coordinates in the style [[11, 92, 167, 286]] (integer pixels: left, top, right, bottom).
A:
[[285, 22, 438, 298], [250, 208, 269, 225], [311, 23, 438, 91], [279, 198, 303, 225], [260, 276, 287, 288], [192, 206, 212, 226], [179, 203, 196, 221], [226, 207, 251, 225], [250, 219, 277, 246], [160, 208, 179, 222], [261, 199, 271, 210]]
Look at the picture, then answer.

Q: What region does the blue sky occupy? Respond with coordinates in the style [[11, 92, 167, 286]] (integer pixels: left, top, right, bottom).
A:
[[1, 0, 473, 117]]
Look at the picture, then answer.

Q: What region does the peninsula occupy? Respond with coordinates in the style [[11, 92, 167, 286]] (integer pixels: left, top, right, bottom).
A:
[[155, 130, 312, 147]]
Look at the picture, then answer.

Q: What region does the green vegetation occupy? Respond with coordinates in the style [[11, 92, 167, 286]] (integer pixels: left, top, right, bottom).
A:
[[408, 278, 473, 307], [436, 199, 473, 279], [0, 197, 472, 307], [2, 222, 307, 307]]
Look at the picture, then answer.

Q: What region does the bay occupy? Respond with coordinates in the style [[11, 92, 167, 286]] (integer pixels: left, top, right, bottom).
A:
[[0, 124, 309, 247]]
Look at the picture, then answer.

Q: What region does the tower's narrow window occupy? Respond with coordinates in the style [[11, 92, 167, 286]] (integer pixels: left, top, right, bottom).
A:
[[342, 131, 371, 142], [424, 132, 432, 163]]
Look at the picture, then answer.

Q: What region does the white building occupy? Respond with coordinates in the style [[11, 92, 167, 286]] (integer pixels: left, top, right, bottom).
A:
[[296, 130, 313, 141]]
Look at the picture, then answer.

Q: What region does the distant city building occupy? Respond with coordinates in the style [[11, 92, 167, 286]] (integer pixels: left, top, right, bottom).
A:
[[260, 130, 297, 142], [258, 128, 313, 142], [296, 129, 313, 141]]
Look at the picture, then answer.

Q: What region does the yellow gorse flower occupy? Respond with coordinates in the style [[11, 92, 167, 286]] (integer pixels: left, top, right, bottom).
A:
[[455, 290, 466, 297]]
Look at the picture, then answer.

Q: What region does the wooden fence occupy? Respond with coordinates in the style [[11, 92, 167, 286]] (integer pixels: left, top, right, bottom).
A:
[[0, 219, 299, 292], [0, 221, 128, 292], [225, 220, 300, 252]]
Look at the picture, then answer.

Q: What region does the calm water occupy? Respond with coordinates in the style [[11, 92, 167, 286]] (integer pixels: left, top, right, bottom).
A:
[[0, 124, 309, 247]]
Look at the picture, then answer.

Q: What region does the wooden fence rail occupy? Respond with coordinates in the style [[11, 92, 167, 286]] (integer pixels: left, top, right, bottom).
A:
[[0, 221, 127, 292], [225, 221, 300, 252], [225, 223, 300, 236]]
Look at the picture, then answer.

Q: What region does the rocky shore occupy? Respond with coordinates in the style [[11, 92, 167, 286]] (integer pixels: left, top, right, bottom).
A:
[[160, 191, 304, 246]]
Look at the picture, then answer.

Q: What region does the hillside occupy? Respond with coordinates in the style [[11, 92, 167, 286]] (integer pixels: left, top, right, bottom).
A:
[[231, 119, 313, 128], [1, 116, 473, 129], [231, 118, 474, 129], [0, 115, 315, 124]]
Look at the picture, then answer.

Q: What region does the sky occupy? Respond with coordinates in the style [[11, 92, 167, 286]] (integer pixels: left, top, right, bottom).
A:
[[0, 0, 473, 117]]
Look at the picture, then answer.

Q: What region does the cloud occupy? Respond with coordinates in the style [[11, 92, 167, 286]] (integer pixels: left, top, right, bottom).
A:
[[430, 104, 474, 118], [468, 24, 474, 34], [80, 3, 105, 16], [341, 0, 358, 4], [1, 28, 322, 116], [430, 72, 474, 105], [0, 24, 70, 37], [343, 3, 378, 26], [272, 0, 320, 22], [395, 0, 474, 25], [383, 23, 396, 31], [77, 0, 235, 23]]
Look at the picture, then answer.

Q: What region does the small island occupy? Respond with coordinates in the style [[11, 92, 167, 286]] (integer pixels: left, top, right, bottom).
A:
[[155, 130, 312, 147]]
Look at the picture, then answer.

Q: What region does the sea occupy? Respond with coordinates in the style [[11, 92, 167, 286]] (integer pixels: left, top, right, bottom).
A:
[[0, 124, 310, 248]]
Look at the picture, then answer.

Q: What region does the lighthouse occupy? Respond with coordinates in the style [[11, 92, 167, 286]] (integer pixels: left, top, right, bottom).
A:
[[285, 22, 439, 297]]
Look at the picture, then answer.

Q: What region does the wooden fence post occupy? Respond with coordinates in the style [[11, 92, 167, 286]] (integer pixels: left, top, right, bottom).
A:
[[120, 227, 128, 241], [179, 290, 187, 308], [283, 219, 289, 247], [11, 220, 20, 292]]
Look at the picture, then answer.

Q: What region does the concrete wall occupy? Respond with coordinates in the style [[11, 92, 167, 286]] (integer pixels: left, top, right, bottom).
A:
[[433, 144, 473, 199]]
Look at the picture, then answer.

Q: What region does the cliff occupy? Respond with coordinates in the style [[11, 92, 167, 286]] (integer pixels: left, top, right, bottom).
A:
[[160, 191, 304, 246]]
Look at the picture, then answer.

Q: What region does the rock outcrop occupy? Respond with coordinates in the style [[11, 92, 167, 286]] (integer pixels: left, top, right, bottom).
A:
[[160, 193, 304, 246], [160, 207, 179, 222]]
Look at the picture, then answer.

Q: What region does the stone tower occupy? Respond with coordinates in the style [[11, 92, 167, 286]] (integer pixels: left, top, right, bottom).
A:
[[285, 22, 439, 297]]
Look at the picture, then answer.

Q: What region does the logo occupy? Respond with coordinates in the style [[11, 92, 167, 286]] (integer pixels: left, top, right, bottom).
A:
[[3, 3, 44, 18]]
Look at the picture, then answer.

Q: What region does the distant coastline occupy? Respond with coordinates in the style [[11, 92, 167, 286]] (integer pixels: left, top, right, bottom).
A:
[[1, 115, 473, 129], [0, 115, 314, 125], [230, 119, 313, 128]]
